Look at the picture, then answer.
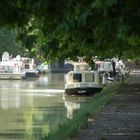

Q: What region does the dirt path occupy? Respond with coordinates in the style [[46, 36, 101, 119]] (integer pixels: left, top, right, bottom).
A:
[[72, 70, 140, 140]]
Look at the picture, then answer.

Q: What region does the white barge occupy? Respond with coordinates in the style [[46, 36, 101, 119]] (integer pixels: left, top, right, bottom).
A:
[[64, 63, 103, 95], [0, 52, 39, 80], [0, 52, 23, 80]]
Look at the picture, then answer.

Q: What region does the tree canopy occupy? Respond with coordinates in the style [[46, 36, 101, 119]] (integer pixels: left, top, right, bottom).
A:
[[0, 0, 140, 62]]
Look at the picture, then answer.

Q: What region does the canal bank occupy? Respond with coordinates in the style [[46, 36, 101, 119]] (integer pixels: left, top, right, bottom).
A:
[[45, 77, 123, 139], [71, 70, 140, 140]]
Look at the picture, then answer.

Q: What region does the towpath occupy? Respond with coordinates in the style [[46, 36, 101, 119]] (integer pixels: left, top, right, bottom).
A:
[[72, 70, 140, 140]]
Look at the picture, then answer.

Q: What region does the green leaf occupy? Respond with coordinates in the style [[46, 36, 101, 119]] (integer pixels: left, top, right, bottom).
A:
[[78, 10, 91, 26]]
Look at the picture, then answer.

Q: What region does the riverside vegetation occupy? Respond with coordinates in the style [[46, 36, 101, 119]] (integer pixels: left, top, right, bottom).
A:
[[42, 79, 127, 140]]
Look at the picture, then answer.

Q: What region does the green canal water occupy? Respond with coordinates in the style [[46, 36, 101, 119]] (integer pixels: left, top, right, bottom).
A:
[[0, 73, 90, 140]]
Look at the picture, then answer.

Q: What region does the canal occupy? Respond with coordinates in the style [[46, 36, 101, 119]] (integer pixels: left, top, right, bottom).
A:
[[0, 73, 91, 140]]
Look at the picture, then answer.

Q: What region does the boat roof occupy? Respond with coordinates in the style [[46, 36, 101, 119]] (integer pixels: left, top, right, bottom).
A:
[[95, 61, 112, 64], [67, 70, 98, 74], [72, 62, 89, 71]]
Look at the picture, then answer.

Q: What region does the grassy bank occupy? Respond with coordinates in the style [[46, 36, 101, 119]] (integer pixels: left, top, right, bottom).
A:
[[43, 81, 123, 140]]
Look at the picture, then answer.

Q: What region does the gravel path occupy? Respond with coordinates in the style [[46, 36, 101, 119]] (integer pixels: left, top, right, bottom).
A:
[[72, 70, 140, 140]]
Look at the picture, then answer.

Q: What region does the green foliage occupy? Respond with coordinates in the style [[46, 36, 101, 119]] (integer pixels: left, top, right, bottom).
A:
[[0, 28, 25, 57], [0, 0, 140, 61], [128, 35, 140, 47], [92, 0, 117, 9]]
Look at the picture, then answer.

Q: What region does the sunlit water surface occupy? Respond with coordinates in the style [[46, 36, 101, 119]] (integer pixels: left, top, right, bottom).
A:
[[0, 73, 90, 140]]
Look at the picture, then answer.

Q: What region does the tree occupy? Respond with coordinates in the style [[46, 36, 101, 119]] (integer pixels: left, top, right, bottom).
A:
[[0, 0, 140, 63], [0, 28, 26, 57]]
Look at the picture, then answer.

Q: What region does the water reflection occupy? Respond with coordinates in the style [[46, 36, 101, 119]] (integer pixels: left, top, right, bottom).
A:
[[1, 89, 20, 109], [63, 95, 90, 119], [0, 73, 91, 140]]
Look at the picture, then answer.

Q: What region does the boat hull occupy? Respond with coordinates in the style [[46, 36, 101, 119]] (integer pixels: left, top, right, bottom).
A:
[[22, 69, 39, 79], [64, 87, 102, 95], [0, 73, 22, 80], [22, 72, 39, 79]]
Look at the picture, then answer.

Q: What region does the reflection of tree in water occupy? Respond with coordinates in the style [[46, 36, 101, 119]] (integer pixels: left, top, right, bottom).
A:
[[35, 73, 65, 89], [23, 103, 67, 140]]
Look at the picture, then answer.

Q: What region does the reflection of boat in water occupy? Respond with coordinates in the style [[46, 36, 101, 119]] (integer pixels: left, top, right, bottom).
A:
[[64, 100, 80, 119], [64, 63, 103, 95], [63, 94, 90, 119]]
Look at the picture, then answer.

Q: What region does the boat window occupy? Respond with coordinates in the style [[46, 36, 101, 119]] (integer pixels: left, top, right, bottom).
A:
[[73, 73, 82, 82], [85, 73, 94, 82]]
